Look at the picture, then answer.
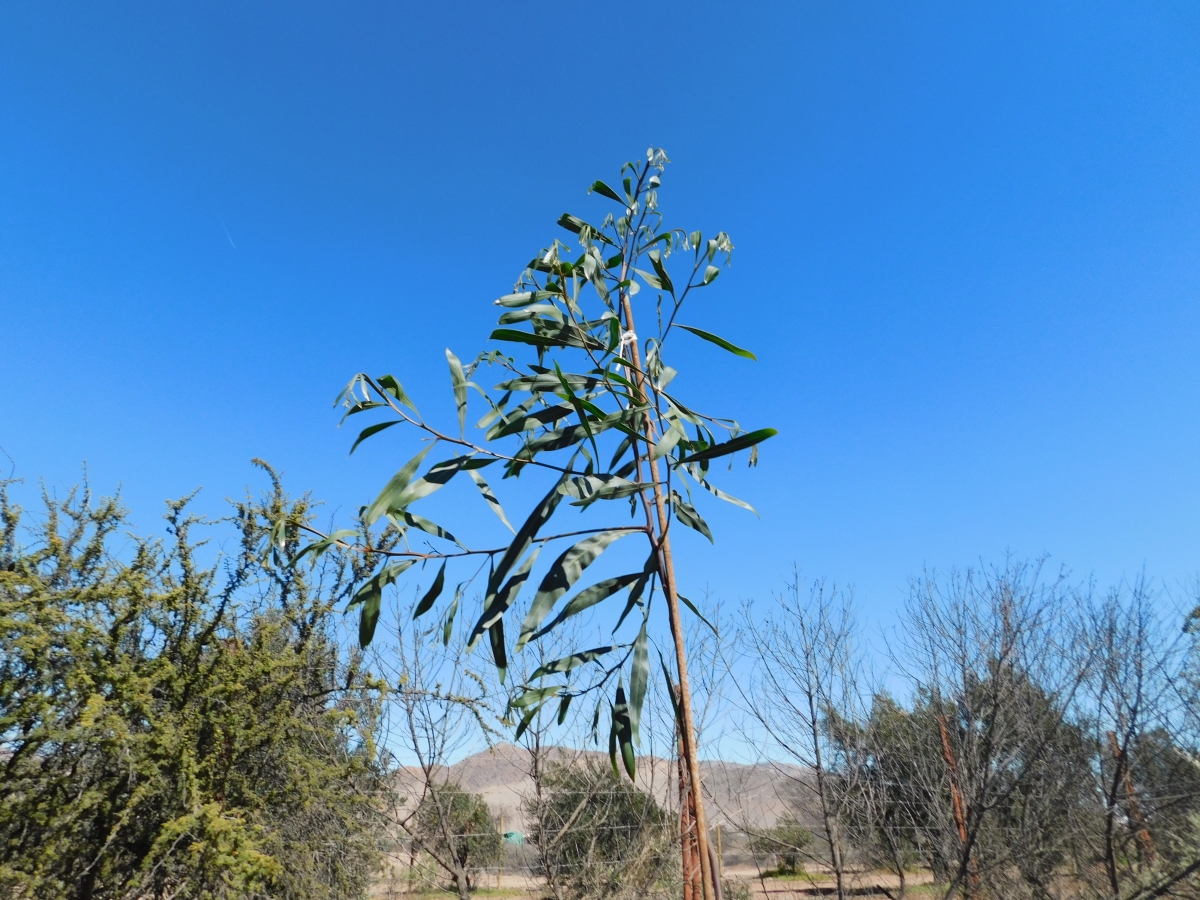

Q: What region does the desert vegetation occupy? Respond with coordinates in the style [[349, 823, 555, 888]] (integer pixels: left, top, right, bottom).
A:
[[3, 153, 1199, 900]]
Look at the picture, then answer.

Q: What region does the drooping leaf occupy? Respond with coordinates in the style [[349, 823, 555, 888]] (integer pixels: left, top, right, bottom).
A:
[[467, 467, 515, 533], [350, 420, 400, 455], [365, 444, 436, 526], [517, 530, 633, 650], [652, 419, 687, 461], [613, 553, 659, 633], [671, 491, 713, 543], [530, 646, 617, 680], [647, 249, 675, 295], [443, 585, 461, 645], [612, 684, 636, 780], [557, 693, 572, 725], [675, 428, 778, 466], [350, 560, 416, 647], [678, 593, 718, 636], [514, 706, 539, 741], [489, 403, 574, 440], [489, 619, 507, 685], [533, 572, 643, 641], [446, 349, 468, 436], [510, 685, 563, 709], [469, 547, 541, 648], [629, 619, 649, 743], [674, 324, 756, 360], [413, 561, 446, 618], [684, 465, 758, 515]]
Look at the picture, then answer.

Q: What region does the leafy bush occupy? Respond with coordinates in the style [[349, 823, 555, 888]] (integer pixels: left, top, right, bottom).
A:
[[748, 816, 813, 875], [0, 467, 386, 900], [525, 759, 671, 900], [414, 782, 502, 890]]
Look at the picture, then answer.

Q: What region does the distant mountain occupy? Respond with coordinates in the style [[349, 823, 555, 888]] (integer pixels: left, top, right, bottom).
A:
[[393, 743, 812, 832]]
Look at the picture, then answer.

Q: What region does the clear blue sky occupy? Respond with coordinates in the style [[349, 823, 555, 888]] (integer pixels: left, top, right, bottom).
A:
[[3, 2, 1200, 626]]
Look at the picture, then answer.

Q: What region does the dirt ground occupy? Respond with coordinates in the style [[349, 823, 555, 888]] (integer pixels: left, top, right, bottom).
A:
[[372, 864, 938, 900]]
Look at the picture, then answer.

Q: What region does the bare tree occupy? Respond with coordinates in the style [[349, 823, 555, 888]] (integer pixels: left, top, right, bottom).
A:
[[735, 573, 865, 900]]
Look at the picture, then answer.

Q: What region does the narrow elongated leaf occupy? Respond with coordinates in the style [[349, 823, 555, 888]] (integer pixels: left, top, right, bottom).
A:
[[413, 561, 446, 618], [685, 465, 758, 515], [675, 324, 757, 360], [647, 250, 674, 295], [350, 560, 416, 647], [652, 419, 686, 461], [350, 420, 400, 455], [612, 685, 636, 779], [613, 553, 659, 633], [675, 428, 778, 466], [443, 585, 461, 645], [394, 511, 464, 548], [510, 685, 562, 709], [533, 573, 642, 641], [498, 373, 600, 393], [558, 474, 648, 505], [513, 706, 539, 741], [470, 547, 541, 647], [290, 529, 358, 568], [467, 468, 515, 533], [557, 693, 572, 725], [671, 491, 713, 543], [489, 618, 507, 684], [393, 455, 492, 509], [376, 374, 419, 414], [590, 180, 624, 204], [517, 530, 633, 650], [629, 620, 649, 743], [678, 593, 718, 636], [530, 646, 617, 680], [491, 328, 567, 348], [490, 404, 574, 439], [446, 349, 468, 436], [365, 444, 435, 525]]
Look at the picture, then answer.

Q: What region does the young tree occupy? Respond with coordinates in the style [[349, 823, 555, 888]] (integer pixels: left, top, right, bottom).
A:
[[292, 148, 775, 900]]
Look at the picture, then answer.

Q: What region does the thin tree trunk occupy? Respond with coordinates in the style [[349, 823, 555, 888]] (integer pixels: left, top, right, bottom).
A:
[[620, 287, 715, 900]]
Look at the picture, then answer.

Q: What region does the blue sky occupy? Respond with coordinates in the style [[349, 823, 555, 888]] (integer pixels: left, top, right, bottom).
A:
[[3, 1, 1200, 631]]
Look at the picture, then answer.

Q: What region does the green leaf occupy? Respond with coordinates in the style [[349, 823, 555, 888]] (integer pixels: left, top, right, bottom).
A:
[[393, 455, 492, 509], [678, 593, 718, 636], [557, 693, 572, 725], [675, 428, 777, 466], [376, 374, 419, 414], [629, 620, 649, 744], [394, 511, 464, 548], [533, 573, 643, 641], [470, 547, 541, 647], [349, 420, 400, 455], [467, 467, 515, 533], [350, 560, 416, 647], [590, 180, 624, 204], [446, 349, 468, 436], [701, 265, 720, 286], [613, 552, 659, 633], [513, 706, 539, 742], [652, 419, 686, 461], [674, 324, 756, 360], [290, 529, 358, 568], [365, 444, 435, 526], [555, 361, 598, 460], [530, 646, 617, 680], [443, 586, 461, 646], [612, 685, 636, 780], [510, 685, 562, 709], [671, 491, 713, 543], [489, 619, 507, 685], [498, 372, 601, 393], [467, 479, 566, 649], [647, 249, 675, 295], [489, 404, 574, 440], [491, 328, 568, 349], [557, 474, 649, 505], [517, 530, 632, 650], [684, 466, 758, 515], [413, 561, 446, 618]]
